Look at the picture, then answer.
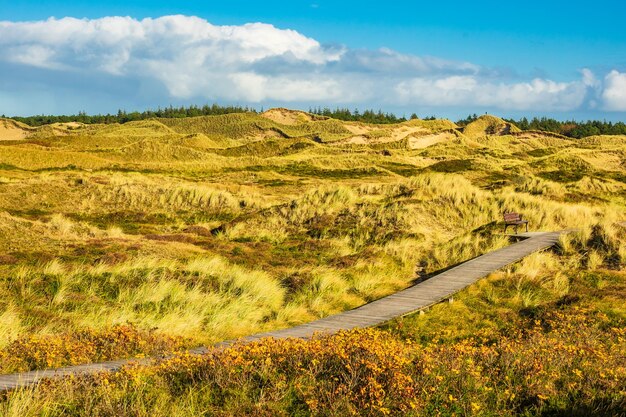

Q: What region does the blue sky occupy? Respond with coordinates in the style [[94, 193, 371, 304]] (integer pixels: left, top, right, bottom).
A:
[[1, 0, 625, 120]]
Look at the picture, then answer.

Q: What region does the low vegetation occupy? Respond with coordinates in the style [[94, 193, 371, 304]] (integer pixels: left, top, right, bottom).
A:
[[0, 109, 624, 415], [9, 104, 626, 138]]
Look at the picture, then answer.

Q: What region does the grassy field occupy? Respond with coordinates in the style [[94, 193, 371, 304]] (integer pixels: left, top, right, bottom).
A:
[[0, 109, 624, 415]]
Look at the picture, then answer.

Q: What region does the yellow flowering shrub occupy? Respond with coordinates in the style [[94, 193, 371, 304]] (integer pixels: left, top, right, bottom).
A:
[[0, 325, 186, 373], [16, 300, 623, 416]]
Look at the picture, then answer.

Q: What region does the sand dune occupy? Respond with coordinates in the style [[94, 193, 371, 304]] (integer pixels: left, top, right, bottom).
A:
[[0, 119, 34, 140]]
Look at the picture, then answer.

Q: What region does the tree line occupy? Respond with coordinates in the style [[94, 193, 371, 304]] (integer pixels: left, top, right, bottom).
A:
[[308, 107, 415, 124], [5, 104, 626, 139], [6, 104, 255, 127], [510, 116, 626, 138]]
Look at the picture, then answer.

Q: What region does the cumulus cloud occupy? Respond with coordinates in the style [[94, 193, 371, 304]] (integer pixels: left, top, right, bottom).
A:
[[0, 16, 348, 101], [602, 70, 626, 111], [395, 76, 589, 111], [0, 15, 621, 114]]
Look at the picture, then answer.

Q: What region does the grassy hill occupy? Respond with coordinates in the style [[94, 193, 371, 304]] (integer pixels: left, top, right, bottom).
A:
[[0, 109, 624, 416]]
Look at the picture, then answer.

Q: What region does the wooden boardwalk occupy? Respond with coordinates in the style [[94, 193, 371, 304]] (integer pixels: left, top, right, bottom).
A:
[[0, 231, 562, 391]]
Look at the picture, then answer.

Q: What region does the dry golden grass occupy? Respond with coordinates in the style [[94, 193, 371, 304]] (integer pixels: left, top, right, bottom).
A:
[[0, 110, 624, 404], [0, 109, 625, 415]]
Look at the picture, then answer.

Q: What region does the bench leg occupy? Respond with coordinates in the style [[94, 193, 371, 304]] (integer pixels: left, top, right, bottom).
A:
[[526, 223, 529, 232]]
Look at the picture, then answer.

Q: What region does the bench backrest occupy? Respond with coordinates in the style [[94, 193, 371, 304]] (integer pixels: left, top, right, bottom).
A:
[[503, 212, 522, 222]]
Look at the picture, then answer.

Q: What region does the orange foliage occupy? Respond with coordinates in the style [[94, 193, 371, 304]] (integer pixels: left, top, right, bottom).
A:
[[43, 306, 624, 416], [0, 325, 186, 373]]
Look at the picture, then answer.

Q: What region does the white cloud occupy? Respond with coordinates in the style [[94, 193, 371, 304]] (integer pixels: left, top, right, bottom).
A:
[[581, 68, 598, 88], [0, 16, 346, 102], [0, 16, 337, 65], [602, 70, 626, 111], [9, 44, 59, 69], [395, 76, 588, 111], [0, 15, 619, 114], [227, 74, 348, 102]]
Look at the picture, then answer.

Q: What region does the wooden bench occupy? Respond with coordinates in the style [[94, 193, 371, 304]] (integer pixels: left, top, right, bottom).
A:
[[503, 212, 528, 233]]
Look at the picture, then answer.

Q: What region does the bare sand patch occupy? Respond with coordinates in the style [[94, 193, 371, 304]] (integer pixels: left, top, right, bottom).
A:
[[390, 126, 429, 141], [261, 108, 319, 125], [344, 123, 372, 135], [408, 132, 455, 149], [0, 119, 33, 140], [331, 125, 431, 146]]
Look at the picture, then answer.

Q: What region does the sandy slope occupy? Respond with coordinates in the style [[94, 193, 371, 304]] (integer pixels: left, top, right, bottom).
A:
[[408, 132, 456, 149], [0, 119, 33, 140], [261, 108, 320, 125]]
